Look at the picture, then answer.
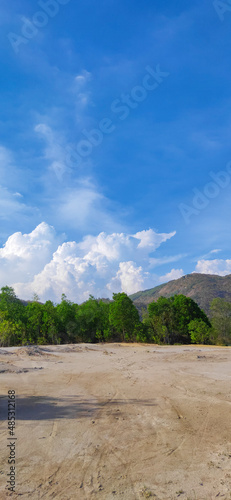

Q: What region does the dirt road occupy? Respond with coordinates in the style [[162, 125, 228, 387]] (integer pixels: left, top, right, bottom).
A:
[[0, 343, 231, 499]]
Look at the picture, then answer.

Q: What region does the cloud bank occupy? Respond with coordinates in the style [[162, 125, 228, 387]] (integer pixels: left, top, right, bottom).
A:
[[1, 223, 231, 304], [195, 259, 231, 276], [0, 223, 179, 303]]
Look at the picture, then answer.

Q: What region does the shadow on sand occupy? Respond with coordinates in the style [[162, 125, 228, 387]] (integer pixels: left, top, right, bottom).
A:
[[0, 395, 157, 420]]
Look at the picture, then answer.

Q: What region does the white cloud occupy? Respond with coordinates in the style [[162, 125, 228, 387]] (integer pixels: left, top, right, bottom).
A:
[[107, 261, 148, 295], [134, 229, 176, 250], [78, 228, 177, 264], [0, 224, 177, 303], [0, 222, 62, 284], [159, 268, 184, 283], [195, 259, 231, 276]]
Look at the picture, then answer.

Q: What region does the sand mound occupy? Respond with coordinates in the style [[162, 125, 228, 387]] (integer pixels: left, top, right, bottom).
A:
[[0, 349, 14, 356], [0, 361, 44, 374], [52, 346, 83, 353], [16, 346, 53, 357]]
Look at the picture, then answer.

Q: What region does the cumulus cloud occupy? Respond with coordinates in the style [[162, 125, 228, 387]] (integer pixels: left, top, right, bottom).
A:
[[159, 268, 184, 283], [0, 223, 62, 284], [0, 224, 177, 303], [195, 259, 231, 276], [107, 262, 148, 295]]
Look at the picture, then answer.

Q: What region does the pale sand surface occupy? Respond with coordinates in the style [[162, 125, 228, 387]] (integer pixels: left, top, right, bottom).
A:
[[0, 343, 231, 499]]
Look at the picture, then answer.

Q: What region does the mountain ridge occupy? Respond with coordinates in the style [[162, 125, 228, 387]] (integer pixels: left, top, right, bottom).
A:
[[130, 273, 231, 316]]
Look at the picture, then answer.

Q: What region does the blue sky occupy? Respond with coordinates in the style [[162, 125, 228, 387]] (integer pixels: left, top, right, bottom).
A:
[[0, 0, 231, 302]]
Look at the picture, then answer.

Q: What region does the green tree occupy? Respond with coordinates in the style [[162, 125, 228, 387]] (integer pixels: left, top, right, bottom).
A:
[[147, 296, 175, 343], [41, 300, 60, 344], [77, 297, 110, 342], [0, 286, 26, 323], [143, 313, 169, 344], [109, 292, 141, 342], [210, 298, 231, 345], [25, 301, 44, 344], [133, 322, 149, 343], [0, 312, 26, 347], [146, 294, 211, 344], [172, 294, 211, 343], [56, 294, 78, 343], [188, 319, 211, 344]]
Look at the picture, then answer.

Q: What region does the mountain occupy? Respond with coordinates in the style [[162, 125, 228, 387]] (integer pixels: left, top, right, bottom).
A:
[[130, 273, 231, 317]]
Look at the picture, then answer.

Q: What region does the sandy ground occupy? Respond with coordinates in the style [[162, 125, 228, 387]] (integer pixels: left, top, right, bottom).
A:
[[0, 344, 231, 500]]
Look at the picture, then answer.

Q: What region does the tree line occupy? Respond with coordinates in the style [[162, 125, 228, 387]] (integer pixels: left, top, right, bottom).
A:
[[0, 286, 230, 347]]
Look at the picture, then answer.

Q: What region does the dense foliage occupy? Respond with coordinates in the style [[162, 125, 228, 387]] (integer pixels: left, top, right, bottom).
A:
[[0, 286, 230, 346], [144, 294, 211, 344]]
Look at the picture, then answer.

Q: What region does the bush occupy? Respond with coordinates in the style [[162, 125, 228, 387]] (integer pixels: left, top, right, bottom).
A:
[[188, 319, 211, 344]]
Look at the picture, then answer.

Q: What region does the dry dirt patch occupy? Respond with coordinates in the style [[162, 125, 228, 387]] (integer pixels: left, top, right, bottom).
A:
[[0, 344, 231, 499]]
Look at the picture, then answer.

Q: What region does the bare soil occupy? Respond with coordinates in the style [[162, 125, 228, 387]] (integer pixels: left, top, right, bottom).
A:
[[0, 343, 231, 499]]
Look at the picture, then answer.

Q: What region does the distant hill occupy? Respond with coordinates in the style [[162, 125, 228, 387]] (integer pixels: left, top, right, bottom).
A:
[[130, 273, 231, 317]]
